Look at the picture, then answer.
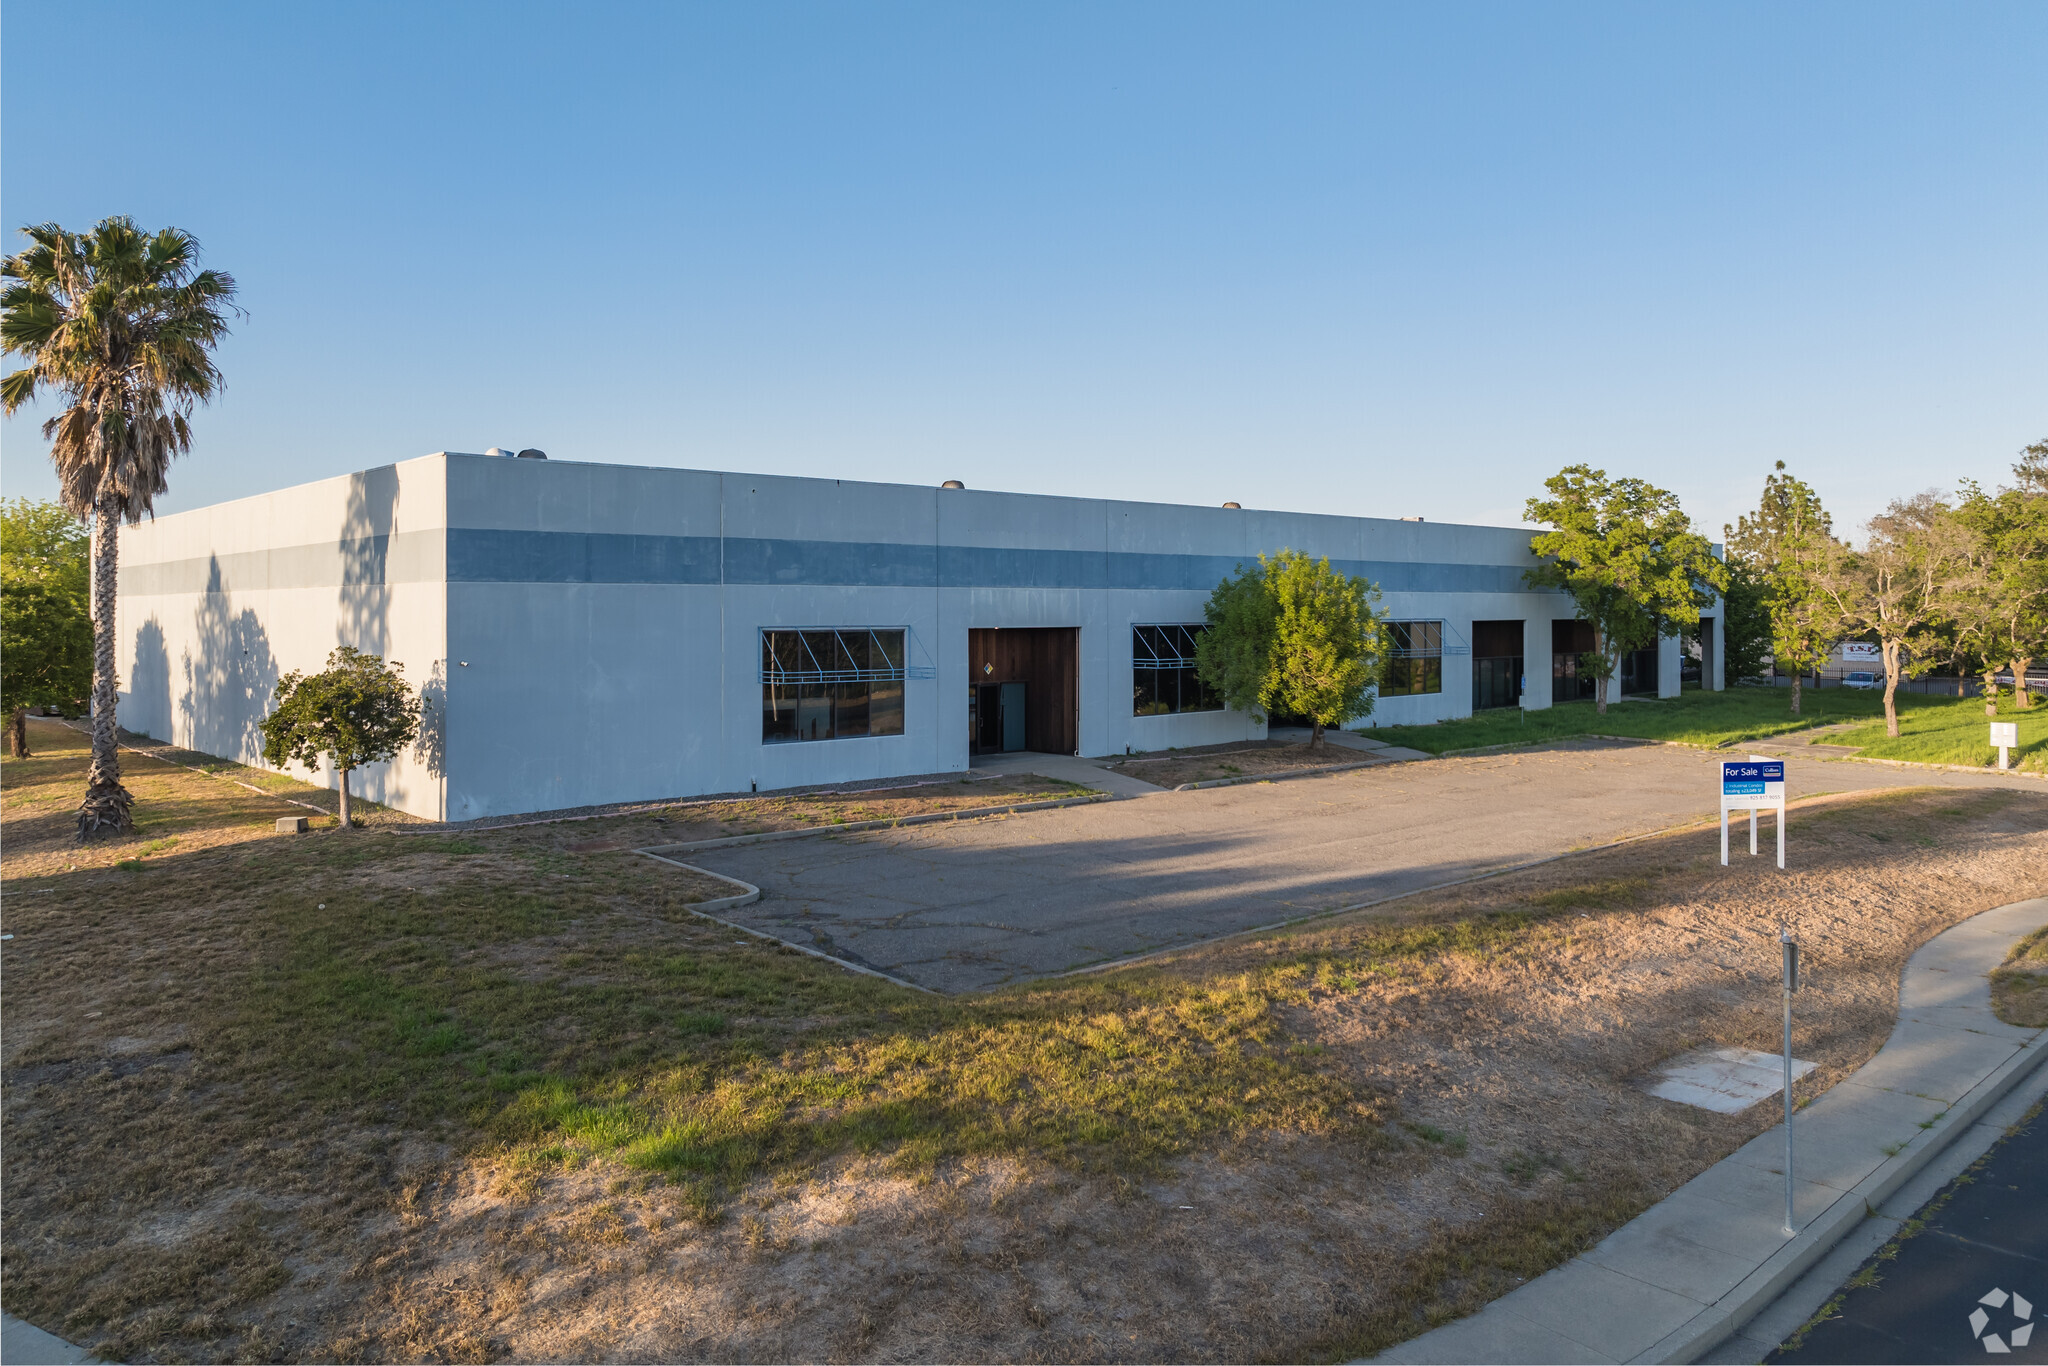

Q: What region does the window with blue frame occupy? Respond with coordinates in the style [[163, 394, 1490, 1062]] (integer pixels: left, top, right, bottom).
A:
[[761, 628, 907, 742], [1384, 620, 1444, 695], [1133, 624, 1223, 715]]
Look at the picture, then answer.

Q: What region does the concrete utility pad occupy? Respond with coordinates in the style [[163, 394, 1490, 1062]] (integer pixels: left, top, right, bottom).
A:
[[1646, 1046, 1816, 1113], [692, 740, 2040, 994]]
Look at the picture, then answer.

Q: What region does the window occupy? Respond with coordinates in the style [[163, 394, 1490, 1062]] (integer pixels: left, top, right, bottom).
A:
[[1384, 620, 1444, 696], [761, 628, 907, 743], [1133, 624, 1222, 715]]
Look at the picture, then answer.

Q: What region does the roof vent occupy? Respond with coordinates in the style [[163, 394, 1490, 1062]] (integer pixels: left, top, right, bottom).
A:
[[1221, 501, 1242, 509], [516, 448, 547, 460], [941, 479, 965, 489], [485, 446, 511, 457], [1401, 515, 1425, 522]]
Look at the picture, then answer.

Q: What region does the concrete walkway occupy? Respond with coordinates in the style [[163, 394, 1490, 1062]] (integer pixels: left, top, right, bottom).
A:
[[0, 1313, 97, 1364], [1372, 897, 2048, 1365], [967, 749, 1168, 799]]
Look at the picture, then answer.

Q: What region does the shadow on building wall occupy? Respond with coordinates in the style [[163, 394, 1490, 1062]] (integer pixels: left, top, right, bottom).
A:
[[338, 465, 398, 657], [413, 657, 447, 779], [129, 618, 171, 742], [178, 556, 279, 765]]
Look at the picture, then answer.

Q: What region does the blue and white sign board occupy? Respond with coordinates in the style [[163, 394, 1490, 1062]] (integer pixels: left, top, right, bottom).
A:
[[1721, 757, 1786, 868]]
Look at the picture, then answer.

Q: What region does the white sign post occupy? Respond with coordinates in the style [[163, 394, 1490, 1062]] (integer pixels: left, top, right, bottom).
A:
[[1780, 929, 1801, 1237], [1721, 757, 1786, 868], [1992, 721, 2018, 771]]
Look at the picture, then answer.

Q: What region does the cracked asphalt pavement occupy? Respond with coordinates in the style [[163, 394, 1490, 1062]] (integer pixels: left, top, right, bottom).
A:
[[683, 739, 2041, 993]]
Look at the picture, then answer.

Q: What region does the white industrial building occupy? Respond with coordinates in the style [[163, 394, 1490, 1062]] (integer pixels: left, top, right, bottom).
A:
[[114, 451, 1722, 821]]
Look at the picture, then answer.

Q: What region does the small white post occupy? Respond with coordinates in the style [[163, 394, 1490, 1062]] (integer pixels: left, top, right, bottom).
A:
[[1749, 804, 1758, 856], [1777, 804, 1786, 869], [1992, 721, 2017, 771], [1720, 808, 1730, 865]]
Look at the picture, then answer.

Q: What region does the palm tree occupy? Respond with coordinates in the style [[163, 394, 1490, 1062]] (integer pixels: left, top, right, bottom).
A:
[[2, 218, 238, 840]]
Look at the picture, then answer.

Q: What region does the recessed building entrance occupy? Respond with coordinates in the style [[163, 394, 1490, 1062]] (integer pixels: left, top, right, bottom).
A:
[[969, 628, 1078, 755], [1471, 620, 1525, 711]]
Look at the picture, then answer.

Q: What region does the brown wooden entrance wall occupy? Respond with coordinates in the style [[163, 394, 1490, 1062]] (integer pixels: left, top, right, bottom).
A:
[[968, 627, 1078, 754]]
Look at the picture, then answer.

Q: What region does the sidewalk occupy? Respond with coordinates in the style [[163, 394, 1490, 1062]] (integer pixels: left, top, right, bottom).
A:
[[967, 749, 1170, 798], [1372, 897, 2048, 1365], [0, 1313, 97, 1365]]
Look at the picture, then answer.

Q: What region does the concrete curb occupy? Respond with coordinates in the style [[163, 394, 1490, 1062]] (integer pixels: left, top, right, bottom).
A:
[[1828, 752, 2047, 781], [633, 850, 938, 994], [1170, 756, 1391, 791], [1650, 1024, 2048, 1363], [1368, 898, 2048, 1366], [633, 792, 1111, 856]]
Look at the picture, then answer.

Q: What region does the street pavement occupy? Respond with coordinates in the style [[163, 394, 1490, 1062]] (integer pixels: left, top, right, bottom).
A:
[[684, 738, 2041, 993], [1771, 1097, 2047, 1364]]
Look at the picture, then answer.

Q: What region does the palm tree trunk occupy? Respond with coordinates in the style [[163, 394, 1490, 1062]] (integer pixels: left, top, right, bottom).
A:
[[1983, 666, 2001, 717], [2013, 659, 2035, 710], [78, 495, 134, 841]]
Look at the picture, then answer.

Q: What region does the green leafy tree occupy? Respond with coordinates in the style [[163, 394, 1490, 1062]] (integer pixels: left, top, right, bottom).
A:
[[1194, 561, 1278, 716], [1524, 466, 1727, 714], [1, 498, 93, 755], [3, 217, 239, 839], [1724, 461, 1840, 715], [1818, 494, 1973, 739], [1952, 444, 2048, 713], [1715, 555, 1774, 687], [1196, 550, 1386, 750], [260, 647, 421, 829]]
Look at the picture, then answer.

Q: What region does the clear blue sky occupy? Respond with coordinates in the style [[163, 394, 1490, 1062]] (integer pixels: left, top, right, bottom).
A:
[[4, 2, 2043, 540]]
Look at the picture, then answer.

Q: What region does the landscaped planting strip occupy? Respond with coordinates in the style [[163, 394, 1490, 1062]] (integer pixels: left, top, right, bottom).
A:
[[1171, 755, 1394, 791], [631, 792, 1111, 856], [387, 772, 1014, 833], [62, 720, 334, 818]]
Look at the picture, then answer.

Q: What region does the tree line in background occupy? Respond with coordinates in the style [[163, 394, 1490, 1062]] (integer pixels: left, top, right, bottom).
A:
[[1722, 440, 2048, 738], [3, 217, 2040, 832]]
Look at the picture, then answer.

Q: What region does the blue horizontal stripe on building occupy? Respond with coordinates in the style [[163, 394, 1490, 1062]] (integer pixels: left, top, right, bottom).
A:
[[447, 530, 1541, 594], [124, 530, 1551, 596]]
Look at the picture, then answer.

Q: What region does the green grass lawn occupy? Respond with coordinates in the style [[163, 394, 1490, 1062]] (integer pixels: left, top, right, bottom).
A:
[[1832, 695, 2048, 774], [1362, 684, 1925, 754]]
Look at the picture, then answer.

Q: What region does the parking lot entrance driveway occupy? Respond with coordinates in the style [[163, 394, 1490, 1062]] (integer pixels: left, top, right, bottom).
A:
[[686, 740, 2038, 994]]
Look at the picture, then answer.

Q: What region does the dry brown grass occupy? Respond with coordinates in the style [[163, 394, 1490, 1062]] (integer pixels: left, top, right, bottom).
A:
[[1991, 924, 2048, 1027], [5, 715, 2046, 1363], [1105, 740, 1377, 789], [541, 772, 1092, 850]]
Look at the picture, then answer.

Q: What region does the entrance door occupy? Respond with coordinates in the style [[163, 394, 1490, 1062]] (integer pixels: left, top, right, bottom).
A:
[[1471, 620, 1525, 711], [972, 684, 1002, 752], [967, 627, 1079, 754], [1000, 683, 1027, 752]]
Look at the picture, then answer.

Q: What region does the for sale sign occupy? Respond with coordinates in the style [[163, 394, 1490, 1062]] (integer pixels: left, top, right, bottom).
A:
[[1721, 760, 1785, 801], [1721, 757, 1787, 868]]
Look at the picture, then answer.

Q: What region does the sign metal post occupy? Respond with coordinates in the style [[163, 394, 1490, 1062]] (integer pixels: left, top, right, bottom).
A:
[[1720, 758, 1786, 868], [1992, 721, 2018, 772], [1780, 930, 1800, 1237]]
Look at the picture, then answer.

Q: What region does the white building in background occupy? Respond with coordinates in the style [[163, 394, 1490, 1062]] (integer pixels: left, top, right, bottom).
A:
[[114, 452, 1721, 821]]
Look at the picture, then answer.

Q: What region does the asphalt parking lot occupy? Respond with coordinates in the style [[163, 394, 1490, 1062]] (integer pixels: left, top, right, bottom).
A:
[[685, 740, 2041, 993]]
